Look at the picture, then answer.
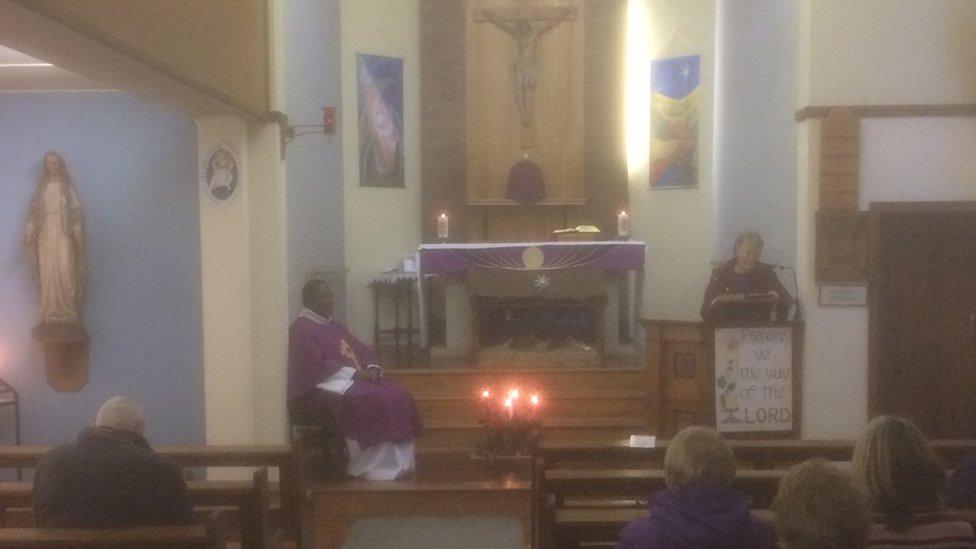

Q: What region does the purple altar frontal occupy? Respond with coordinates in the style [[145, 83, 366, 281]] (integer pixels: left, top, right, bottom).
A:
[[416, 241, 647, 347], [417, 241, 646, 274]]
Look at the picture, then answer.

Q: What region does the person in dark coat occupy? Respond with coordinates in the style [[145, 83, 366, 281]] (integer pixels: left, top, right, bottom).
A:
[[944, 450, 976, 509], [32, 396, 193, 527], [616, 426, 776, 549], [700, 229, 792, 323]]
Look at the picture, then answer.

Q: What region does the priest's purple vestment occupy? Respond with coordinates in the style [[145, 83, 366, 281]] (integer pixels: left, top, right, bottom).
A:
[[288, 315, 422, 449]]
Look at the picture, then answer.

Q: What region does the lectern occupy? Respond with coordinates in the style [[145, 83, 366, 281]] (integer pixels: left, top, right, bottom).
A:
[[645, 296, 803, 438]]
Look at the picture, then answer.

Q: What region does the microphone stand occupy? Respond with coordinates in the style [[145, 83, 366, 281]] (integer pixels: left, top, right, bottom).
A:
[[777, 265, 802, 321]]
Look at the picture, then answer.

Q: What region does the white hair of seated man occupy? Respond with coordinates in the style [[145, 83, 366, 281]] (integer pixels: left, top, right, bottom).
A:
[[95, 396, 146, 435]]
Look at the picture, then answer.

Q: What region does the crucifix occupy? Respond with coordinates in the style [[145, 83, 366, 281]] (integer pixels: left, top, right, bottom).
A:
[[475, 1, 578, 131]]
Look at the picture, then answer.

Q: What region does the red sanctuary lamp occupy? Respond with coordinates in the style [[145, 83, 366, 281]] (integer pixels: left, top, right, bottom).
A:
[[476, 384, 542, 458]]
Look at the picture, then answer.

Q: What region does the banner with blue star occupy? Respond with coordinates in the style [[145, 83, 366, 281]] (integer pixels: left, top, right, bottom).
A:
[[650, 55, 700, 188]]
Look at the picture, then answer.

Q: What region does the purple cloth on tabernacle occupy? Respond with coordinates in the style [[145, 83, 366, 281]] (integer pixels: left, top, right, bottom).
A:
[[418, 242, 646, 275], [506, 159, 546, 204], [287, 316, 422, 448], [616, 485, 776, 549]]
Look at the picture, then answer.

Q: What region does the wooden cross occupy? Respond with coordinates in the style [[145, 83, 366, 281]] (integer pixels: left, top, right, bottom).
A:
[[475, 0, 578, 134]]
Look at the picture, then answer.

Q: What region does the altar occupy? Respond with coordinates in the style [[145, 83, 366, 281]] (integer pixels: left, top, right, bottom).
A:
[[416, 241, 646, 367]]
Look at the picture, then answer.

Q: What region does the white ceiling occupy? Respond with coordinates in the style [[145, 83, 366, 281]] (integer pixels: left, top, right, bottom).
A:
[[0, 44, 112, 91]]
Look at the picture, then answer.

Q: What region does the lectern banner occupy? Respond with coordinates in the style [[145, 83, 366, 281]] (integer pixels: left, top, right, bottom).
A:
[[715, 327, 793, 432]]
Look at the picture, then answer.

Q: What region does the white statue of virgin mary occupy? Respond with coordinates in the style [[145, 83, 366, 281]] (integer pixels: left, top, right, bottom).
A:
[[22, 151, 87, 328]]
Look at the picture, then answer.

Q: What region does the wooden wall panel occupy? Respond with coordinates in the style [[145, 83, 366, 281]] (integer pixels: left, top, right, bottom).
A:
[[466, 206, 587, 242], [582, 0, 628, 234], [465, 0, 584, 204], [421, 0, 629, 243], [819, 107, 860, 211], [421, 0, 468, 242]]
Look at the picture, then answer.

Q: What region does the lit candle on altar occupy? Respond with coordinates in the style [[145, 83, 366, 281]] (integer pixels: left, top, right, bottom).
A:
[[530, 393, 540, 420], [503, 397, 514, 420], [617, 210, 630, 238], [437, 212, 449, 239]]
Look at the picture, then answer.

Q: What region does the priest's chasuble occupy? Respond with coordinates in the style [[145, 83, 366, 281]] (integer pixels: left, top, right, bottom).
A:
[[287, 310, 422, 450]]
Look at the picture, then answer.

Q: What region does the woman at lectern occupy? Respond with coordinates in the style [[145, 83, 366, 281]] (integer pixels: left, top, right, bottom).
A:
[[700, 230, 791, 323]]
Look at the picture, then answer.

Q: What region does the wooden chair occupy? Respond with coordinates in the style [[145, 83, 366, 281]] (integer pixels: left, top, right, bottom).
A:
[[288, 394, 346, 480]]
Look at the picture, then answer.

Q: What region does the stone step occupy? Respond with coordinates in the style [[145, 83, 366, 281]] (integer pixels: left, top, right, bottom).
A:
[[388, 367, 647, 399], [415, 389, 648, 421], [417, 417, 650, 450]]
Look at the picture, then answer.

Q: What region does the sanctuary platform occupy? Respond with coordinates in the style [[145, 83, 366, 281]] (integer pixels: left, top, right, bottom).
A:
[[307, 366, 651, 548]]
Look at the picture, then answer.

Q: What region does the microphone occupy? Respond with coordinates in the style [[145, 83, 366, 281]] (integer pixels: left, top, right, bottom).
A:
[[773, 264, 802, 321]]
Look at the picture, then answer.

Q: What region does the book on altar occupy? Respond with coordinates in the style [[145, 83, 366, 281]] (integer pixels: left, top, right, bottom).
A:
[[553, 225, 601, 241], [553, 225, 601, 234]]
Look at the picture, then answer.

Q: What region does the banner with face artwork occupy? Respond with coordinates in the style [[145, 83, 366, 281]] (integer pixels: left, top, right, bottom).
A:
[[357, 53, 404, 188]]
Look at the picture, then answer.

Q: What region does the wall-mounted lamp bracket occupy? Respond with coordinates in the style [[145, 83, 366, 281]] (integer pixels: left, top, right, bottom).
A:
[[270, 108, 337, 160]]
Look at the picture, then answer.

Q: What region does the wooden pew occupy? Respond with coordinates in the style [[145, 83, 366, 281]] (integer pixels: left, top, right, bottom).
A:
[[538, 437, 976, 469], [554, 508, 775, 548], [0, 469, 271, 548], [544, 468, 785, 508], [0, 509, 229, 548], [0, 468, 279, 548], [0, 445, 301, 548]]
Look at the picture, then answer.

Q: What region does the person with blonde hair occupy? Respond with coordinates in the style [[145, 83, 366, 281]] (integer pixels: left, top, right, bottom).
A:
[[616, 426, 775, 548], [773, 458, 871, 549], [852, 415, 976, 547]]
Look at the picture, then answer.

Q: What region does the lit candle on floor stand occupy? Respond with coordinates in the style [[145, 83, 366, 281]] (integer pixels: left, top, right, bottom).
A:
[[508, 388, 520, 421], [480, 388, 492, 422]]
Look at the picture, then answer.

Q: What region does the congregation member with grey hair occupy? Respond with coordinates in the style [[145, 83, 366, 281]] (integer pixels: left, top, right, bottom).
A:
[[616, 426, 775, 548], [32, 396, 192, 527]]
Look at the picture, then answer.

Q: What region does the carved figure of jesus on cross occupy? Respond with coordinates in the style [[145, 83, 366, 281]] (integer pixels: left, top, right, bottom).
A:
[[476, 1, 577, 127]]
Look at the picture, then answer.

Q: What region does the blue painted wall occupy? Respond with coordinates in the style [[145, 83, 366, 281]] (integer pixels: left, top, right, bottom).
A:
[[0, 92, 202, 446], [282, 0, 346, 320]]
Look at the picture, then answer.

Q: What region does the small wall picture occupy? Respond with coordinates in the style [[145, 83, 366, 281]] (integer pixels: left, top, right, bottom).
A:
[[201, 144, 239, 204], [357, 53, 404, 188]]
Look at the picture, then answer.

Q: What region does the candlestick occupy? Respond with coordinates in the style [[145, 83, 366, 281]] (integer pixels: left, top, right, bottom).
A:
[[504, 398, 514, 420], [481, 388, 491, 422], [617, 210, 630, 238], [530, 393, 540, 420], [437, 212, 449, 239]]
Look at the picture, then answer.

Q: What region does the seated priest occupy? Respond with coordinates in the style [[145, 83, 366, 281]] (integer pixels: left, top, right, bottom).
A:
[[700, 229, 792, 323], [288, 278, 423, 480]]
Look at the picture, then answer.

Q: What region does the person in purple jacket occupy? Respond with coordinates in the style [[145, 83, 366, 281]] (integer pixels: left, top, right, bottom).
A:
[[288, 278, 422, 480], [616, 426, 776, 549]]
